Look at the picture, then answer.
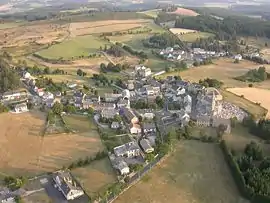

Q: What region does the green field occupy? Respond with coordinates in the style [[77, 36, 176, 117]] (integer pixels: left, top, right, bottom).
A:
[[116, 140, 246, 203], [43, 74, 88, 84], [37, 35, 109, 59], [72, 158, 117, 197], [63, 115, 95, 132], [179, 32, 215, 42]]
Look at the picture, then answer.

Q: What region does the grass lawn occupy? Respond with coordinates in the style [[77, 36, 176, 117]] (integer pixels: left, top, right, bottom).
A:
[[36, 35, 109, 60], [43, 74, 88, 84], [115, 140, 247, 203], [220, 89, 267, 119], [72, 158, 117, 197], [179, 31, 215, 42], [63, 114, 96, 133]]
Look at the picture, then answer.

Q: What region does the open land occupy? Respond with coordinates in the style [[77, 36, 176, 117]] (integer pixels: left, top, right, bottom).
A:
[[115, 140, 246, 203], [227, 87, 270, 118], [179, 31, 215, 42], [169, 28, 197, 35], [72, 158, 117, 196], [169, 7, 199, 16], [0, 112, 103, 177]]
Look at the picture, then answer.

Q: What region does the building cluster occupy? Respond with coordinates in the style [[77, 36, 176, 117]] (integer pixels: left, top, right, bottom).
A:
[[159, 46, 227, 64]]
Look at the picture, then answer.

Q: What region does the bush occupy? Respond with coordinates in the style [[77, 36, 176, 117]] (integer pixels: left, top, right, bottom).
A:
[[248, 83, 253, 87]]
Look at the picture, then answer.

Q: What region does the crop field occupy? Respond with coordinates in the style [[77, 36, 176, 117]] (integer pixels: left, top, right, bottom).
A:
[[36, 35, 109, 59], [179, 31, 215, 42], [221, 89, 267, 119], [72, 158, 117, 197], [115, 140, 246, 203], [0, 112, 103, 177], [69, 19, 151, 36], [227, 87, 270, 118]]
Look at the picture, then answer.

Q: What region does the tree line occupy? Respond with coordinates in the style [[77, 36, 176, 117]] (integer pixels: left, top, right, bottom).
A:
[[234, 66, 270, 82]]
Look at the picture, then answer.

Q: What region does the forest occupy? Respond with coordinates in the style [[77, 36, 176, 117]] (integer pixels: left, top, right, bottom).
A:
[[175, 15, 270, 40], [234, 67, 270, 82]]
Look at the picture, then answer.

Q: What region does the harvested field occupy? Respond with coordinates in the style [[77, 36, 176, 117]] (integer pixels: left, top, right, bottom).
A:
[[138, 9, 161, 18], [36, 35, 109, 59], [0, 22, 22, 30], [115, 141, 246, 203], [169, 7, 199, 16], [0, 23, 69, 49], [0, 112, 103, 177], [72, 158, 117, 196], [227, 87, 270, 118], [69, 19, 151, 36], [170, 28, 197, 35]]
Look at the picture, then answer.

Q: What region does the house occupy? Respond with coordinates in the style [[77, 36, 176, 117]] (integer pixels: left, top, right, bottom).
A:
[[129, 123, 141, 134], [165, 47, 174, 53], [140, 139, 154, 153], [74, 98, 83, 108], [117, 98, 130, 108], [34, 87, 44, 97], [101, 109, 119, 119], [122, 89, 131, 99], [234, 54, 242, 61], [92, 102, 116, 111], [52, 171, 84, 200], [111, 121, 120, 129], [22, 71, 31, 79], [45, 98, 56, 108], [113, 141, 140, 158], [136, 109, 155, 120], [177, 110, 190, 126], [109, 154, 130, 175], [104, 93, 122, 102], [1, 90, 27, 101], [67, 83, 77, 89], [42, 92, 54, 101], [143, 123, 156, 133], [121, 107, 138, 124], [73, 91, 85, 100], [135, 65, 152, 77], [14, 103, 28, 113]]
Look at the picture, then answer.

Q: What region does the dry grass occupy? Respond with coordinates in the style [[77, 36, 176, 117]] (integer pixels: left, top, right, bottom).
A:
[[72, 158, 117, 196], [227, 87, 270, 118], [22, 190, 51, 203], [169, 7, 199, 16], [170, 28, 197, 34], [115, 141, 246, 203], [69, 19, 151, 36], [0, 112, 103, 177], [261, 48, 270, 60]]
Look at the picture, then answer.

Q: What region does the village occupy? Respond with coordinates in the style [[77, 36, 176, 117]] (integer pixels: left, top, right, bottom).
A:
[[0, 55, 249, 202]]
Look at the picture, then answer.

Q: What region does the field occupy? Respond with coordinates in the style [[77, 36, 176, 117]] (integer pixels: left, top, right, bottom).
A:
[[161, 58, 266, 87], [0, 112, 103, 177], [138, 9, 161, 18], [0, 22, 22, 30], [115, 141, 246, 203], [179, 31, 215, 42], [43, 74, 88, 84], [220, 89, 267, 119], [227, 87, 270, 118], [261, 48, 270, 60], [69, 19, 151, 36], [170, 28, 197, 35], [169, 7, 199, 16], [72, 158, 117, 196], [36, 35, 109, 60]]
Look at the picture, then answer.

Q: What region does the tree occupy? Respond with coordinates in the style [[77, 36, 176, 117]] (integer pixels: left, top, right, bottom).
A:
[[65, 105, 76, 113], [77, 69, 83, 76], [52, 102, 63, 115], [43, 67, 50, 74], [145, 153, 155, 162], [244, 141, 263, 161]]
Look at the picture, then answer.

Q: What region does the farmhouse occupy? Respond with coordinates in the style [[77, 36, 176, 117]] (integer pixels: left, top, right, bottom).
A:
[[140, 139, 154, 154], [114, 141, 140, 158], [53, 171, 84, 200], [14, 103, 28, 113]]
